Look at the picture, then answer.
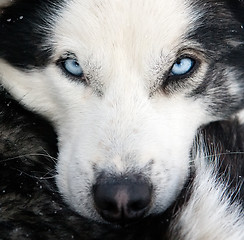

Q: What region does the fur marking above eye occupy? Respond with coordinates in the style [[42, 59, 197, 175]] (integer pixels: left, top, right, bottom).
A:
[[171, 57, 195, 76], [62, 58, 83, 77]]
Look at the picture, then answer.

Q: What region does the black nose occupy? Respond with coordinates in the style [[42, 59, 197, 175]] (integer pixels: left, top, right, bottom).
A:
[[93, 175, 152, 225]]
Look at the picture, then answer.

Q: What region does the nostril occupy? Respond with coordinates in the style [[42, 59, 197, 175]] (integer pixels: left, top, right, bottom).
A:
[[93, 186, 119, 214], [129, 200, 148, 211], [97, 198, 118, 213], [127, 184, 152, 210], [93, 175, 152, 224]]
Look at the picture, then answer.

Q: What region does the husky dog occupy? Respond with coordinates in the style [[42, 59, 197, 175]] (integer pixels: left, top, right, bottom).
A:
[[0, 0, 243, 239]]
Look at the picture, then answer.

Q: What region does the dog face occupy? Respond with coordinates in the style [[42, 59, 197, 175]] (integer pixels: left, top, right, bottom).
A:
[[0, 0, 244, 223]]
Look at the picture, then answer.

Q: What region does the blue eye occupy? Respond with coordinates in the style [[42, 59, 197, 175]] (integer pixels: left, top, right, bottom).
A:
[[171, 57, 195, 76], [62, 58, 83, 77]]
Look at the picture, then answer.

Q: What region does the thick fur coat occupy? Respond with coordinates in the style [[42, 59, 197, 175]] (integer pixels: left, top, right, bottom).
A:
[[0, 0, 243, 239]]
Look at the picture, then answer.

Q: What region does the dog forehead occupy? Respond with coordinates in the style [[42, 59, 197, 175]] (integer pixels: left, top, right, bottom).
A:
[[54, 0, 196, 66]]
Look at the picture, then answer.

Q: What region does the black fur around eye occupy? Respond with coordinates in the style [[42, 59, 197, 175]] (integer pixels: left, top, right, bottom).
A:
[[159, 56, 199, 93]]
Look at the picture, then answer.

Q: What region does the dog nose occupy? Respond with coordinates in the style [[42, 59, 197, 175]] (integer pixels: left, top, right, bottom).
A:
[[93, 176, 152, 225]]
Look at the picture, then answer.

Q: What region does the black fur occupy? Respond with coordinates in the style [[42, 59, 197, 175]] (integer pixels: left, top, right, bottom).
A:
[[0, 86, 176, 239], [199, 120, 244, 200], [188, 1, 244, 118], [0, 0, 243, 239], [0, 0, 66, 69], [0, 83, 243, 239]]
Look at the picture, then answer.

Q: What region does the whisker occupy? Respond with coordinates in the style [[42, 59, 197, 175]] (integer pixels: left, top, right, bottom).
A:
[[15, 168, 56, 181], [40, 147, 58, 163], [201, 151, 244, 160], [0, 153, 58, 163]]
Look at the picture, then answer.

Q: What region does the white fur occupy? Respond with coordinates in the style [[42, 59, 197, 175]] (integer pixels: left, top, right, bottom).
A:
[[170, 147, 244, 240], [237, 109, 244, 124], [0, 0, 211, 221], [0, 1, 243, 236]]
